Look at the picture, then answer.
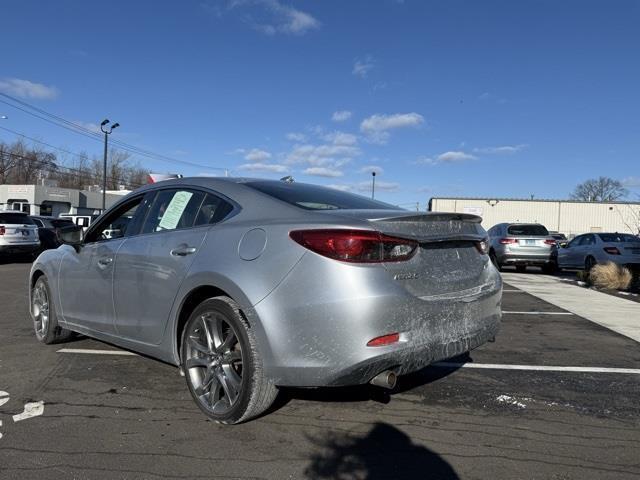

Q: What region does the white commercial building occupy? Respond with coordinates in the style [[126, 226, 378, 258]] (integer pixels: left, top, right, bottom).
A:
[[0, 184, 124, 217], [428, 197, 640, 237]]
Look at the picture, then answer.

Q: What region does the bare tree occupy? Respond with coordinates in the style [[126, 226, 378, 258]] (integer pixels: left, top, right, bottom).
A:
[[570, 177, 629, 202]]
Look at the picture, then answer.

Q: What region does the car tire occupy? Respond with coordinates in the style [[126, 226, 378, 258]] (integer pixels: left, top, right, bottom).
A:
[[515, 265, 527, 273], [31, 276, 73, 344], [181, 296, 278, 425], [585, 256, 597, 272]]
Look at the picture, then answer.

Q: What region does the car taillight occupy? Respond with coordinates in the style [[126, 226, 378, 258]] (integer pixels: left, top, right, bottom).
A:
[[367, 333, 400, 347], [499, 237, 518, 244], [544, 239, 557, 245], [0, 226, 4, 235], [604, 247, 621, 255], [289, 229, 417, 263], [475, 238, 489, 254]]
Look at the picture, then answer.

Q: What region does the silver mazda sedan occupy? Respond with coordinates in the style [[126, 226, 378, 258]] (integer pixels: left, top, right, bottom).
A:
[[29, 178, 502, 424]]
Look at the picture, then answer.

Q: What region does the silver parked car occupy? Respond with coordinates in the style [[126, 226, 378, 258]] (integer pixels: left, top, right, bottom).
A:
[[29, 178, 502, 424], [0, 210, 40, 260], [557, 232, 640, 271], [487, 222, 557, 273]]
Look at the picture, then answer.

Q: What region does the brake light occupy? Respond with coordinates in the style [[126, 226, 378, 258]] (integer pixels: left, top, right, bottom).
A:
[[604, 247, 621, 255], [499, 237, 518, 244], [544, 239, 557, 245], [289, 229, 417, 263], [0, 226, 4, 235], [367, 333, 400, 347]]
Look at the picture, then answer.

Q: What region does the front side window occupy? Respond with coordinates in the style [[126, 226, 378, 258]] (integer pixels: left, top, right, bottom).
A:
[[85, 196, 144, 243], [141, 189, 205, 234]]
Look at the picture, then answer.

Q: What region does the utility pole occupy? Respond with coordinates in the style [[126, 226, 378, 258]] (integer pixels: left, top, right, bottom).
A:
[[371, 171, 376, 200], [100, 119, 120, 212]]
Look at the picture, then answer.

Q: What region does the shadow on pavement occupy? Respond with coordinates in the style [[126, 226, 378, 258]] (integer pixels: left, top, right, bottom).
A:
[[304, 422, 459, 480], [271, 353, 467, 413]]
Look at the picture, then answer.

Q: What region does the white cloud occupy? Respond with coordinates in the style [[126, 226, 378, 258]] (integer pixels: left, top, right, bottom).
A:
[[286, 132, 307, 142], [622, 176, 640, 188], [72, 121, 101, 133], [415, 151, 477, 166], [352, 56, 375, 78], [244, 148, 272, 162], [0, 78, 59, 100], [303, 167, 344, 178], [286, 143, 361, 166], [356, 180, 399, 193], [322, 131, 358, 146], [359, 165, 384, 174], [332, 110, 352, 122], [360, 112, 424, 144], [228, 0, 320, 36], [238, 162, 288, 173], [474, 144, 528, 154]]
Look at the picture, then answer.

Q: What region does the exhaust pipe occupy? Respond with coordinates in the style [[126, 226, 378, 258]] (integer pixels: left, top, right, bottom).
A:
[[370, 370, 397, 390]]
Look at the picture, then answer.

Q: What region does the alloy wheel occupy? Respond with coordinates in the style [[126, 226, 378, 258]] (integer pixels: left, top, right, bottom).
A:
[[32, 281, 49, 336], [184, 312, 244, 416]]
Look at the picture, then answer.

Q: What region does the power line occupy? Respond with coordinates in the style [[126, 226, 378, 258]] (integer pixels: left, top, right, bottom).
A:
[[0, 93, 231, 173]]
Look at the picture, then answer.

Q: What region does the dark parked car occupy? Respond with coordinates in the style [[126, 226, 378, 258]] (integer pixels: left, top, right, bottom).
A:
[[30, 216, 75, 252]]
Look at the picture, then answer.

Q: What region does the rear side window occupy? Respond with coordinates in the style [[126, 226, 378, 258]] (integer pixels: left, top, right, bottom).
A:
[[141, 189, 205, 234], [0, 213, 34, 225], [598, 233, 639, 243], [244, 181, 399, 211], [507, 224, 549, 236], [194, 194, 234, 226]]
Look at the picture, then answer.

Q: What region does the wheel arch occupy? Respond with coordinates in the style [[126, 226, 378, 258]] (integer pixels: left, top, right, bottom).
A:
[[171, 278, 270, 366]]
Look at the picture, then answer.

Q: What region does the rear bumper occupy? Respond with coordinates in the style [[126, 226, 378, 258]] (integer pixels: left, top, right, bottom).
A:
[[0, 243, 40, 255], [498, 253, 555, 266], [250, 253, 502, 387]]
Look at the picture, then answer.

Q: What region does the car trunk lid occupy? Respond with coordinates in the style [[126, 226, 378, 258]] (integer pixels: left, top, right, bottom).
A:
[[324, 210, 490, 297]]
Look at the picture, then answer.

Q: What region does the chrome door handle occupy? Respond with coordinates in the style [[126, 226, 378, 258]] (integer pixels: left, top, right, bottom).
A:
[[97, 257, 113, 267], [170, 246, 197, 257]]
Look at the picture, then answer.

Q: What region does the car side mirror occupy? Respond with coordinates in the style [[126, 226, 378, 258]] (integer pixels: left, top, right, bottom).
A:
[[57, 224, 84, 249]]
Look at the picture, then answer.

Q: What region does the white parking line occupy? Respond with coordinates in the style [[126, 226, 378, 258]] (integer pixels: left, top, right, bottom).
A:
[[432, 362, 640, 375], [502, 289, 525, 293], [502, 311, 574, 315], [57, 348, 138, 356]]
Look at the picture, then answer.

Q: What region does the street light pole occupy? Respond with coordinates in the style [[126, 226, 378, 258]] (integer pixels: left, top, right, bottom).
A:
[[100, 119, 120, 212], [371, 171, 376, 200]]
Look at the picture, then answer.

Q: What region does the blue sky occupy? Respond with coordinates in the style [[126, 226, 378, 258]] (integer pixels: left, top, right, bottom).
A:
[[1, 0, 639, 207]]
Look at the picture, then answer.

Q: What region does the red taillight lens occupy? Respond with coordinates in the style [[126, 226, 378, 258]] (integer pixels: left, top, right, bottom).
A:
[[289, 229, 417, 263], [544, 239, 557, 245], [0, 226, 5, 235], [604, 247, 621, 255], [499, 237, 518, 244], [367, 333, 400, 347]]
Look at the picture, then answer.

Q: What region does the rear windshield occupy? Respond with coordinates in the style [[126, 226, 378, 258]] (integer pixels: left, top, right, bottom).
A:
[[598, 233, 639, 243], [244, 181, 399, 211], [507, 224, 549, 236], [0, 213, 34, 225]]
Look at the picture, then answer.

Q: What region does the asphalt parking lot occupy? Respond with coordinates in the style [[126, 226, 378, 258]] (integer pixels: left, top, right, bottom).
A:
[[1, 262, 639, 480]]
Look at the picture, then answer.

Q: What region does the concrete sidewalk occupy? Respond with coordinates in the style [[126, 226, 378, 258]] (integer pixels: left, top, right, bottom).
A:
[[501, 272, 640, 343]]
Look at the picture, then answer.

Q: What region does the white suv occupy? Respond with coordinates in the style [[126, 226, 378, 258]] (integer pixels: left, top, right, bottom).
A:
[[0, 210, 40, 259]]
